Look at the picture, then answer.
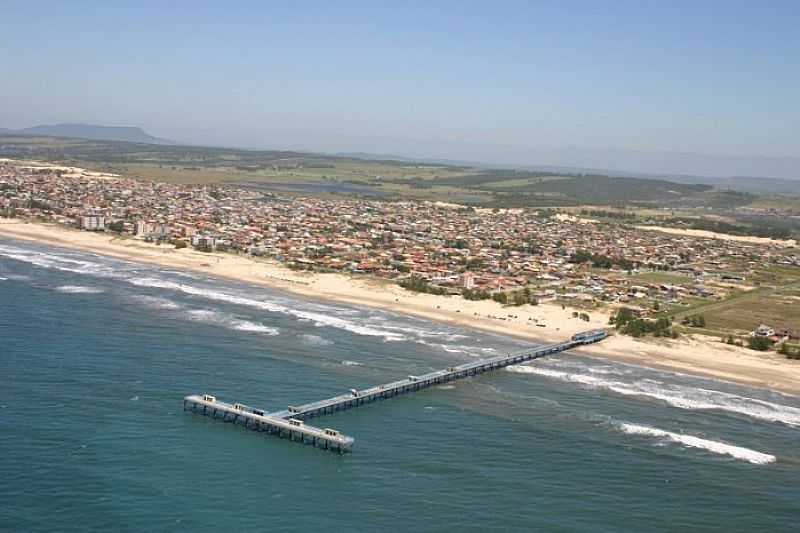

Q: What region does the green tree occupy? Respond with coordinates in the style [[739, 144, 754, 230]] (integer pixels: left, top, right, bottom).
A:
[[748, 336, 773, 351], [107, 220, 125, 233]]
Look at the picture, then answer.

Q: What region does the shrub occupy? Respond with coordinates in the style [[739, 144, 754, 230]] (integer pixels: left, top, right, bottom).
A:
[[748, 336, 773, 352], [682, 314, 706, 328]]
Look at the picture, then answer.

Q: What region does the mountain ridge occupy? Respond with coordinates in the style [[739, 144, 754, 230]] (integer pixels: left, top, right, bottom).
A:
[[2, 123, 172, 144]]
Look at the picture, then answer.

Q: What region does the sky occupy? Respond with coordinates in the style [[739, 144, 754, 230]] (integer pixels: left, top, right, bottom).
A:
[[2, 1, 799, 177]]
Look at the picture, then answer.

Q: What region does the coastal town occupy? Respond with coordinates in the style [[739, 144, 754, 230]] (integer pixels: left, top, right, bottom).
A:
[[1, 159, 798, 350]]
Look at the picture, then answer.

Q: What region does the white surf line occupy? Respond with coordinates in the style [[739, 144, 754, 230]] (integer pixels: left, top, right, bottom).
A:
[[507, 365, 800, 427], [127, 277, 407, 341], [55, 285, 105, 294], [619, 423, 775, 465]]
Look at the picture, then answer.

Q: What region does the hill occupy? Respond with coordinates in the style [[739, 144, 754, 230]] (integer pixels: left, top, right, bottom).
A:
[[7, 123, 170, 144]]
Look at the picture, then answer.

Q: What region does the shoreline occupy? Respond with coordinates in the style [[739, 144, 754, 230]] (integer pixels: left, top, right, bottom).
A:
[[2, 218, 800, 395]]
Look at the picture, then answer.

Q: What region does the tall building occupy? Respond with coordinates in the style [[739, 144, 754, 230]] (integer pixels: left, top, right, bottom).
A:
[[463, 272, 475, 289], [79, 215, 105, 231]]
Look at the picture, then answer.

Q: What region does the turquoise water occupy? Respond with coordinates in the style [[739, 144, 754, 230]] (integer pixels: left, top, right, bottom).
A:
[[1, 238, 799, 532]]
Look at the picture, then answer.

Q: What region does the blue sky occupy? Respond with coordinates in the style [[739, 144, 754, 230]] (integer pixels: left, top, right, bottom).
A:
[[2, 1, 799, 175]]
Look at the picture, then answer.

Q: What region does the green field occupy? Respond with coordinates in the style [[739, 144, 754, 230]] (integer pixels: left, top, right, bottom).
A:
[[671, 267, 800, 334], [0, 134, 752, 208]]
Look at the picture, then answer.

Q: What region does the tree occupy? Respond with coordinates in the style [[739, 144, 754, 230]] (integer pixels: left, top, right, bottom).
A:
[[614, 307, 636, 328], [683, 314, 707, 328], [513, 292, 527, 306], [492, 292, 508, 305], [107, 220, 125, 233]]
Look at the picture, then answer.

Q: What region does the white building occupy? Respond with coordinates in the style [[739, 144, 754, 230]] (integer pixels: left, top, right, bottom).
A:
[[463, 272, 475, 289], [192, 234, 217, 251], [79, 215, 105, 231], [752, 324, 775, 338]]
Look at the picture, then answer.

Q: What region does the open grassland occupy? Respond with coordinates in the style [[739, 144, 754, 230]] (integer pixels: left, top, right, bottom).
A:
[[83, 158, 474, 185], [701, 291, 800, 333], [0, 134, 772, 210], [671, 265, 800, 335]]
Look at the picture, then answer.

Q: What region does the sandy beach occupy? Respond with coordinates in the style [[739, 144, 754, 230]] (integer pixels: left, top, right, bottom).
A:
[[2, 218, 800, 394]]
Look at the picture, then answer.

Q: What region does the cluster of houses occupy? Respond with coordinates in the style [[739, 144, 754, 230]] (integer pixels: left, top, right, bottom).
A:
[[751, 324, 797, 344], [2, 160, 799, 320]]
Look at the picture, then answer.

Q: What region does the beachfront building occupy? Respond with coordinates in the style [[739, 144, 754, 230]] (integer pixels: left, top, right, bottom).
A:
[[79, 215, 105, 231]]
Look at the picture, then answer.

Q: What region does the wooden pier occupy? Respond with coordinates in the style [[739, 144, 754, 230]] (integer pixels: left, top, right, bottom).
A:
[[184, 329, 607, 453]]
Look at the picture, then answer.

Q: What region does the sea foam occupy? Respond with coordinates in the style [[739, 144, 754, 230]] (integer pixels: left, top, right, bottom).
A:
[[300, 334, 334, 346], [508, 365, 800, 427], [55, 285, 105, 294], [0, 244, 113, 277], [130, 295, 182, 310], [186, 309, 279, 336], [127, 277, 407, 341], [618, 422, 775, 465]]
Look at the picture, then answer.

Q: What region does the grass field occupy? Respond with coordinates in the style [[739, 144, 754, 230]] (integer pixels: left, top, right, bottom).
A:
[[701, 292, 800, 333], [0, 133, 783, 211], [671, 267, 800, 334]]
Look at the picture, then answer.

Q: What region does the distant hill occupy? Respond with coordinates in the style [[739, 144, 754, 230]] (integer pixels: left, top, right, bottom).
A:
[[6, 123, 171, 144], [662, 175, 800, 196]]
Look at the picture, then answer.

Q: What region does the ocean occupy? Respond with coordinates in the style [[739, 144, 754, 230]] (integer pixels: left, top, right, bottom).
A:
[[1, 238, 799, 532]]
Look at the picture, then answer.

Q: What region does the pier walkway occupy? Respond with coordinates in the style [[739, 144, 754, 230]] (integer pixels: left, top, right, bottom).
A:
[[183, 394, 355, 452], [184, 329, 607, 453]]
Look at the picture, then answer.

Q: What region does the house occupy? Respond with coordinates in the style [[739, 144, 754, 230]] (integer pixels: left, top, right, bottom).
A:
[[752, 324, 775, 338]]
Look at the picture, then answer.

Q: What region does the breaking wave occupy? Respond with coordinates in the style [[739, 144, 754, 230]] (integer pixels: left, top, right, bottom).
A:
[[186, 309, 279, 336], [1, 243, 479, 345], [508, 365, 800, 427], [381, 324, 469, 342], [127, 277, 406, 341], [130, 295, 182, 310], [300, 334, 333, 346], [618, 423, 775, 465], [2, 242, 490, 348], [0, 244, 115, 277], [55, 285, 105, 294], [231, 321, 280, 335]]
